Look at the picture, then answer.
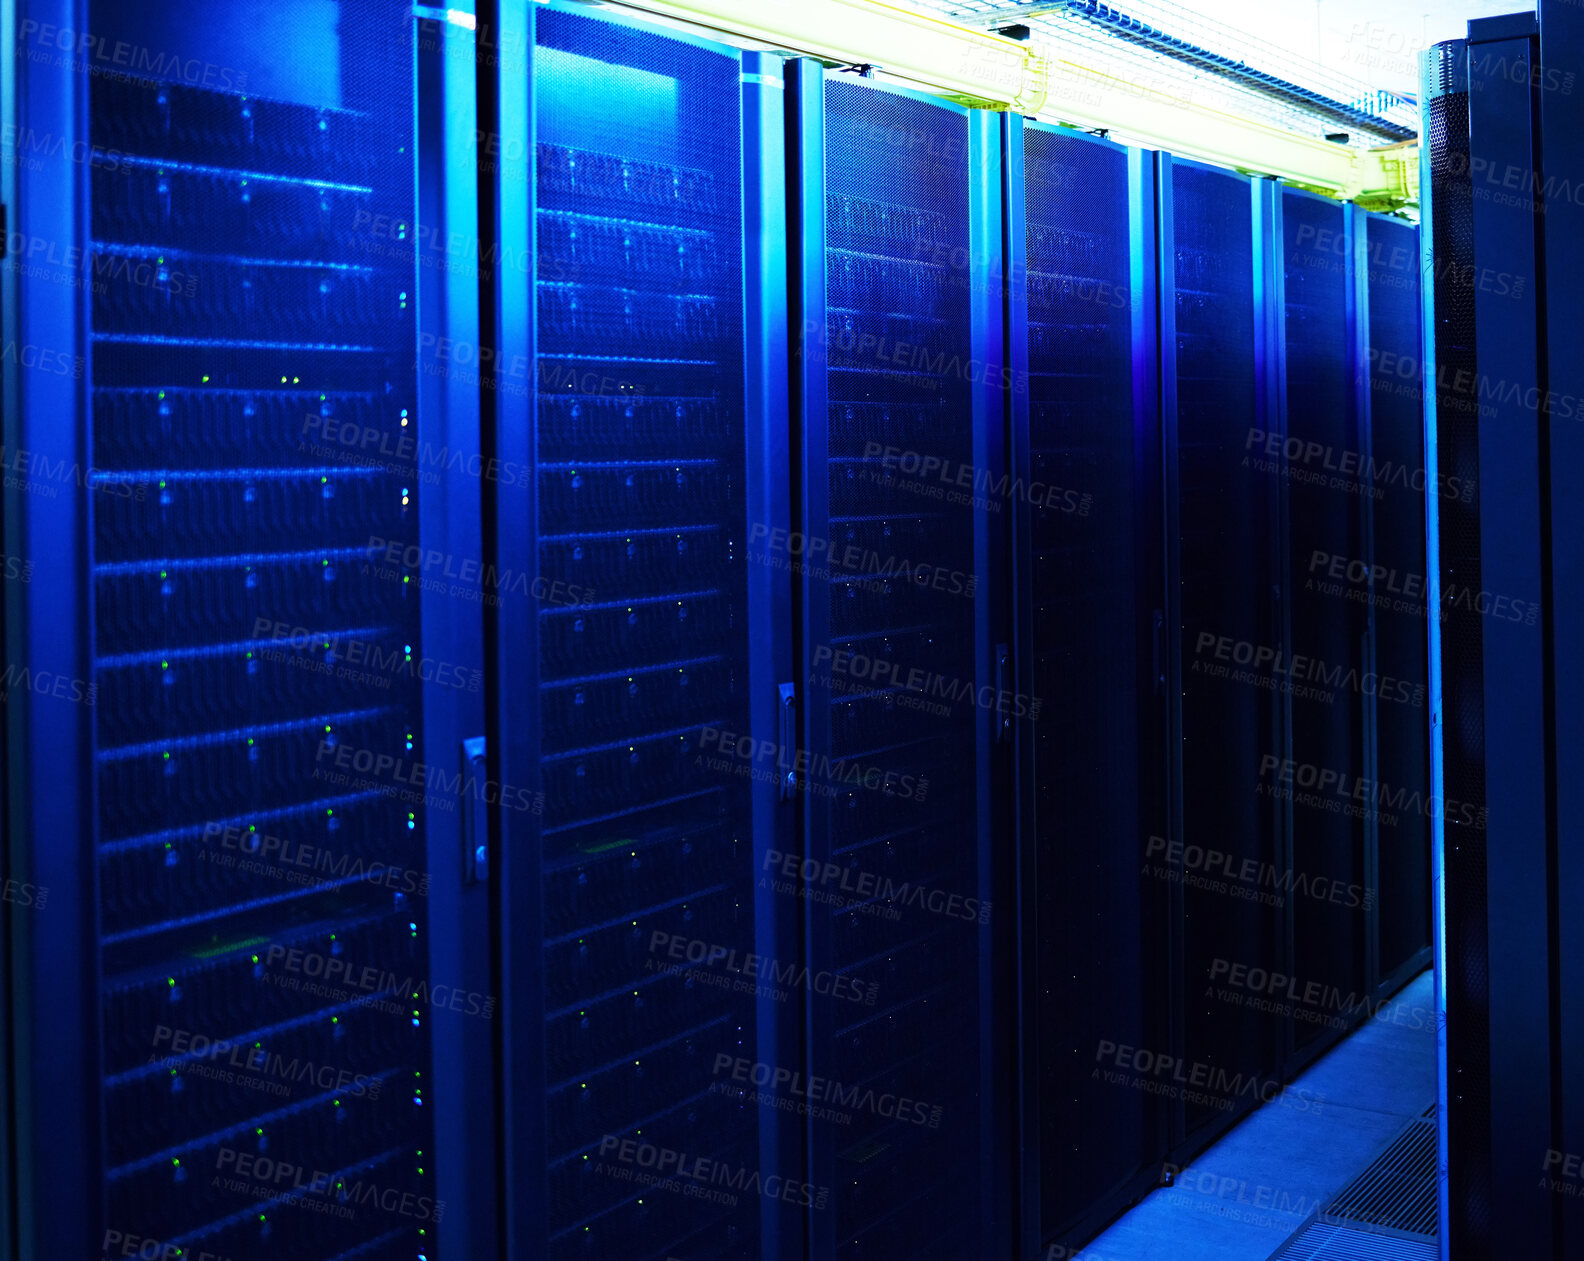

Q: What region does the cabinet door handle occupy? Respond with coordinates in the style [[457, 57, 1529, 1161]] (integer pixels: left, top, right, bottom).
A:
[[1152, 609, 1165, 695], [995, 643, 1013, 743], [778, 682, 796, 802], [462, 736, 488, 883]]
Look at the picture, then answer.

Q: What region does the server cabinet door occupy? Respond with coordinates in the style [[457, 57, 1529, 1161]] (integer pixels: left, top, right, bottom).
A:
[[486, 5, 796, 1259], [1280, 189, 1368, 1060], [788, 64, 1005, 1261], [414, 13, 499, 1255], [1009, 121, 1168, 1253], [1364, 215, 1432, 993], [1422, 44, 1497, 1257], [1160, 158, 1286, 1140], [7, 1, 478, 1257]]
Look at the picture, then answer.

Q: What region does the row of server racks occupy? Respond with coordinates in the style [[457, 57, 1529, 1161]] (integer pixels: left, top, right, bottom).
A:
[[0, 1, 1430, 1259]]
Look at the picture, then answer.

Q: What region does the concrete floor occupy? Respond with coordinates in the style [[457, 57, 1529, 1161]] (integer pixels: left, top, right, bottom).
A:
[[1075, 969, 1437, 1261]]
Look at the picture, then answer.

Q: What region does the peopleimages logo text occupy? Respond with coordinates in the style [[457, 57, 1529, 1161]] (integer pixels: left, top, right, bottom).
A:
[[698, 727, 928, 801], [213, 1148, 441, 1223], [812, 644, 1041, 721], [648, 930, 878, 1005], [1095, 1040, 1323, 1113], [1259, 755, 1487, 830], [863, 442, 1090, 513], [1194, 631, 1426, 708], [749, 522, 975, 597], [1245, 426, 1470, 501], [150, 1025, 380, 1098], [1144, 835, 1373, 909], [263, 944, 495, 1018], [364, 536, 594, 608], [314, 738, 540, 814], [17, 21, 248, 89], [202, 821, 429, 894], [597, 1134, 830, 1209], [712, 1053, 943, 1128], [102, 1231, 233, 1261], [762, 850, 988, 924]]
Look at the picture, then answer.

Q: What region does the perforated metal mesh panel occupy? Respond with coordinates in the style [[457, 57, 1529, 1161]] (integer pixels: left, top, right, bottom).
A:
[[1282, 192, 1365, 1051], [1320, 1113, 1438, 1237], [1268, 1105, 1439, 1257], [816, 78, 982, 1261], [1366, 217, 1431, 982], [1424, 41, 1492, 1247], [532, 11, 760, 1260], [1269, 1224, 1439, 1260], [1171, 162, 1281, 1130], [86, 2, 435, 1257], [1022, 126, 1161, 1235]]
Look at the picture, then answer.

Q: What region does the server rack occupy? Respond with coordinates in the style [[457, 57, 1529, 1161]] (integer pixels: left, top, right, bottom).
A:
[[1424, 32, 1521, 1260], [413, 13, 498, 1257], [1278, 187, 1368, 1065], [1423, 13, 1580, 1257], [1363, 213, 1431, 999], [484, 4, 797, 1258], [4, 1, 488, 1257], [1159, 156, 1286, 1145], [1004, 117, 1168, 1260], [787, 61, 1009, 1261]]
